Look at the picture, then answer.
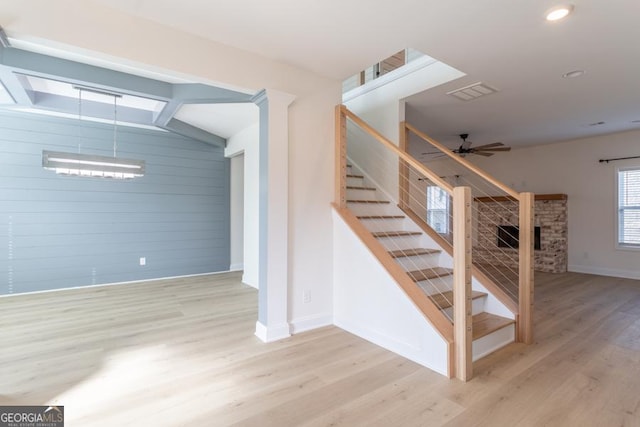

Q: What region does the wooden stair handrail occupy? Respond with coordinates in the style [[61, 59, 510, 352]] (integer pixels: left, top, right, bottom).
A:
[[341, 106, 454, 194], [403, 122, 520, 200]]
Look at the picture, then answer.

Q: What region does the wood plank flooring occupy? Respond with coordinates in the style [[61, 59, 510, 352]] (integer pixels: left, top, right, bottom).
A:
[[1, 271, 640, 426]]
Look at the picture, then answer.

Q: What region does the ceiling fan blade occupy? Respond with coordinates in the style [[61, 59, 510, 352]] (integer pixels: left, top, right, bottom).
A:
[[475, 146, 511, 152], [473, 151, 494, 157], [421, 151, 443, 155], [471, 142, 504, 150], [421, 154, 448, 162]]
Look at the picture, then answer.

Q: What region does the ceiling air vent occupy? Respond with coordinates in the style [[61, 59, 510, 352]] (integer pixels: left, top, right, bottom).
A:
[[447, 82, 498, 101]]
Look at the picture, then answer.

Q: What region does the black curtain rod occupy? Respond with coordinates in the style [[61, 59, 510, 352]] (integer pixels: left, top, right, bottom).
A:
[[599, 155, 640, 164]]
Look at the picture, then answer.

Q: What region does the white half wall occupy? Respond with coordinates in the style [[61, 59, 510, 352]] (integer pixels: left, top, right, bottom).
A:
[[332, 209, 449, 376], [459, 129, 640, 280]]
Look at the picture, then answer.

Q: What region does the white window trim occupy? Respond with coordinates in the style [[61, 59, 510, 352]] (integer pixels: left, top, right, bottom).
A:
[[615, 166, 640, 251]]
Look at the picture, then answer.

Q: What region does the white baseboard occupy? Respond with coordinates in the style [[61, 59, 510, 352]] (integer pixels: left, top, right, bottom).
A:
[[229, 263, 244, 271], [333, 317, 448, 376], [289, 313, 333, 334], [254, 321, 291, 343], [568, 264, 640, 280]]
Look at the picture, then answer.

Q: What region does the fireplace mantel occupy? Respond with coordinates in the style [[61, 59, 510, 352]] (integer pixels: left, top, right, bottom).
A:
[[475, 193, 567, 203]]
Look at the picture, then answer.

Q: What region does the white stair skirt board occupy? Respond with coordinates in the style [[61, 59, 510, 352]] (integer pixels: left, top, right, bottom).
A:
[[255, 321, 291, 343], [333, 210, 449, 376], [472, 323, 515, 361]]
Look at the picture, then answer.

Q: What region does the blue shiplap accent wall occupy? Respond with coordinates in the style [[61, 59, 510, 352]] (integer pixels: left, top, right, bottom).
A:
[[0, 110, 230, 295]]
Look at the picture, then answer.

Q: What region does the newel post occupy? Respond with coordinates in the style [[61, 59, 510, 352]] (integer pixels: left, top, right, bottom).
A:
[[335, 105, 347, 208], [398, 122, 410, 210], [518, 192, 535, 344], [453, 186, 472, 381]]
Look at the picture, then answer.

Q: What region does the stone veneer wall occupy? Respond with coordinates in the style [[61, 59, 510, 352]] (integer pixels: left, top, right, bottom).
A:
[[474, 195, 568, 273]]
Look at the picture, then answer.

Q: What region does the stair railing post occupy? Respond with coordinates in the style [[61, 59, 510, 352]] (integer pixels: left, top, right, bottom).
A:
[[453, 186, 472, 381], [335, 105, 347, 208], [399, 122, 410, 210], [518, 192, 535, 344]]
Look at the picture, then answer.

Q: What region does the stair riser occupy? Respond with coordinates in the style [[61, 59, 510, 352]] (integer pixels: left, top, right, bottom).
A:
[[442, 297, 486, 318], [374, 235, 423, 251], [346, 176, 364, 187], [359, 218, 406, 232], [415, 276, 454, 294], [346, 188, 378, 201], [347, 202, 397, 216], [394, 253, 440, 271], [472, 324, 515, 361]]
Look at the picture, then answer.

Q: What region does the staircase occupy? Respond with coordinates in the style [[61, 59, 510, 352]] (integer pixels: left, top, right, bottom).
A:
[[345, 164, 515, 361]]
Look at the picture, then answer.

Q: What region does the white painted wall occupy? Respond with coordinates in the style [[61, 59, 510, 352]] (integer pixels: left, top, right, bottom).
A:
[[226, 125, 259, 288], [2, 1, 342, 337], [344, 59, 464, 202], [460, 129, 640, 279], [229, 153, 245, 272], [332, 210, 449, 375]]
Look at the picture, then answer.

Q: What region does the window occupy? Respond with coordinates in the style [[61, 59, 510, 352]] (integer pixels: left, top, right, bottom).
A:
[[426, 186, 450, 234], [617, 167, 640, 248]]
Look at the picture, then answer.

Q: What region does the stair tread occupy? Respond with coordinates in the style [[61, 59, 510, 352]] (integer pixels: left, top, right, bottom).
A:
[[428, 290, 487, 310], [388, 248, 440, 258], [347, 186, 376, 191], [472, 312, 515, 340], [347, 200, 390, 204], [357, 215, 405, 220], [407, 267, 453, 281], [372, 231, 422, 238]]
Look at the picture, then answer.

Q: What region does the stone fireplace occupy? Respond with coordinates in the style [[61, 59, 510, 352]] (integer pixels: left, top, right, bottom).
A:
[[474, 194, 568, 273]]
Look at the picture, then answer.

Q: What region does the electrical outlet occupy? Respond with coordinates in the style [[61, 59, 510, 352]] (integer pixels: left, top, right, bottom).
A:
[[140, 257, 146, 266], [303, 290, 311, 303]]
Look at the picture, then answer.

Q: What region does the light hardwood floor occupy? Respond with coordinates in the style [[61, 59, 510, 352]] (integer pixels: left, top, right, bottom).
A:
[[1, 271, 640, 426]]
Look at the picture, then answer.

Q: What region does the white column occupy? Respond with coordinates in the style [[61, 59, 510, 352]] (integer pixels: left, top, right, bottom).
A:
[[254, 89, 296, 342]]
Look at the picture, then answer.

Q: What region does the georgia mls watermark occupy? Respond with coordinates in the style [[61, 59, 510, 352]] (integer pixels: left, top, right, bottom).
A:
[[0, 406, 64, 427]]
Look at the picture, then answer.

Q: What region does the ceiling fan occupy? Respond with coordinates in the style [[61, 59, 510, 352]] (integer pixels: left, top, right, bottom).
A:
[[422, 133, 512, 157]]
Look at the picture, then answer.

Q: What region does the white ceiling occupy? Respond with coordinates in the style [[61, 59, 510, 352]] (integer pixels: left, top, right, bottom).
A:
[[59, 0, 640, 148], [174, 103, 258, 139]]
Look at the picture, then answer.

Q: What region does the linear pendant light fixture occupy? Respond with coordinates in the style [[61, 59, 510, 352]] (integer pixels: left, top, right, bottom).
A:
[[42, 86, 145, 179]]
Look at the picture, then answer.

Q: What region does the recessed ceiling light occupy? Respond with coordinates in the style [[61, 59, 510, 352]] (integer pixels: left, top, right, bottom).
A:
[[562, 70, 585, 78], [546, 4, 574, 21]]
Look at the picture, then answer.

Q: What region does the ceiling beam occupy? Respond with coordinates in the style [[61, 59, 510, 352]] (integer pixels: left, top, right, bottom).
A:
[[33, 93, 154, 125], [0, 42, 251, 145], [0, 48, 173, 101], [160, 118, 226, 147], [0, 68, 33, 104], [172, 84, 253, 104], [153, 84, 253, 126]]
